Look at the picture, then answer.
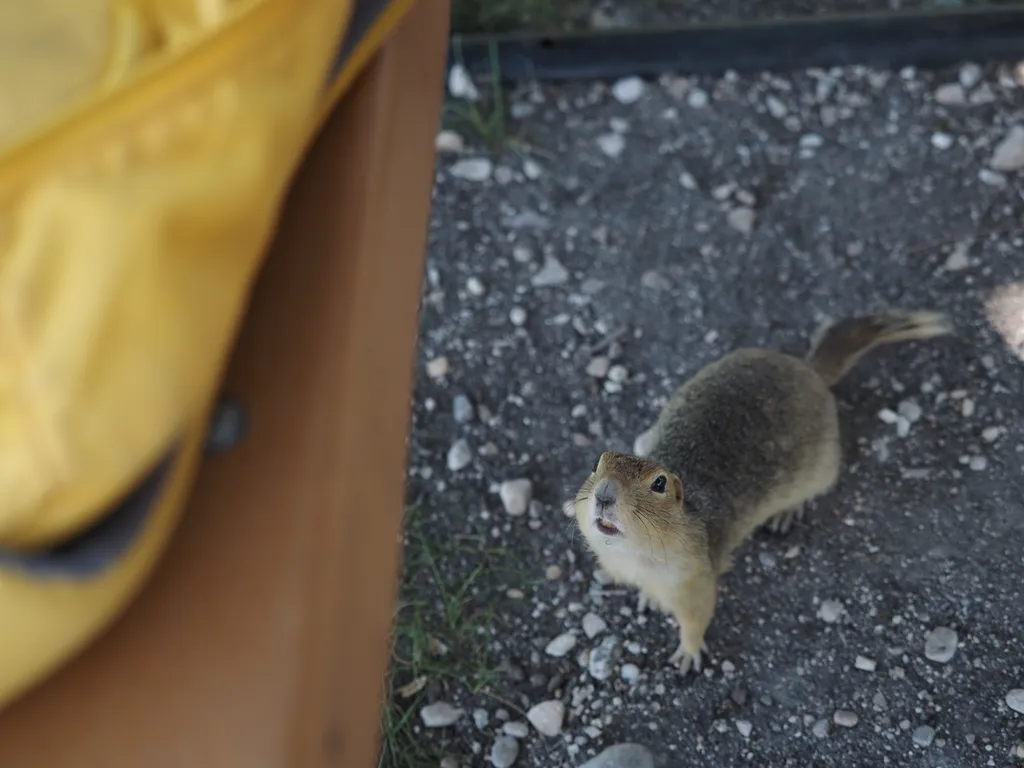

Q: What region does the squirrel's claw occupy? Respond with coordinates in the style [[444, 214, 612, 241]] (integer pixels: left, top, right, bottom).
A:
[[670, 642, 706, 674], [766, 504, 806, 535]]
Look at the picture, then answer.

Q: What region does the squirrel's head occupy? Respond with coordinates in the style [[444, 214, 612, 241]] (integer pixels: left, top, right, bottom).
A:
[[574, 451, 685, 554]]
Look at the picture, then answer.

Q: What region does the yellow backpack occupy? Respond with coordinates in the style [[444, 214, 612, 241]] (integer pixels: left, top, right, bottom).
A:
[[0, 0, 416, 708]]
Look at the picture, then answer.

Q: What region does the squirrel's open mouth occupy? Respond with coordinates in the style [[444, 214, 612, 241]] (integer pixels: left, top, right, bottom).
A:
[[595, 517, 621, 536]]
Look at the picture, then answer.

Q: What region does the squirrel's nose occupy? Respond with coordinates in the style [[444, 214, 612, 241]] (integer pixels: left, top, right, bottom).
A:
[[593, 477, 618, 509]]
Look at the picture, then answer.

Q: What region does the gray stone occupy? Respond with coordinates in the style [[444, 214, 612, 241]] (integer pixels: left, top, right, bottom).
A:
[[989, 126, 1024, 171], [502, 721, 530, 738], [726, 206, 756, 235], [1006, 688, 1024, 714], [580, 743, 655, 768], [420, 702, 464, 728], [450, 158, 492, 182], [912, 725, 936, 747], [833, 710, 859, 728], [582, 612, 607, 639], [589, 635, 621, 681], [934, 83, 966, 105], [611, 77, 645, 105], [499, 479, 533, 517], [531, 256, 570, 287], [489, 736, 519, 768], [586, 356, 612, 379], [924, 626, 958, 663], [545, 632, 577, 658], [958, 62, 983, 89], [597, 133, 626, 159], [452, 394, 474, 424], [526, 699, 565, 736], [818, 599, 844, 624], [446, 439, 472, 472]]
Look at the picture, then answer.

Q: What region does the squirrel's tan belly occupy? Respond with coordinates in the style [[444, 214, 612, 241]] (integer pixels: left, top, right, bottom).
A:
[[597, 545, 697, 611]]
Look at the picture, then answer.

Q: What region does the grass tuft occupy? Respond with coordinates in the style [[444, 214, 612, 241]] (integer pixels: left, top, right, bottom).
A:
[[378, 508, 512, 768]]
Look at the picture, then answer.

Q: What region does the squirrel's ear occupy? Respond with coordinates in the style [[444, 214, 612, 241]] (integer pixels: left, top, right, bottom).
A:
[[671, 474, 684, 502]]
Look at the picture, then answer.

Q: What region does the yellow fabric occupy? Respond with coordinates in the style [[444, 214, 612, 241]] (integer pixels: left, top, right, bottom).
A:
[[0, 0, 412, 707]]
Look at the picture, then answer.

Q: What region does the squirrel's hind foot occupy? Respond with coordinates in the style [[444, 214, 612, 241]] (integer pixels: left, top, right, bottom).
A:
[[670, 640, 709, 675], [765, 504, 807, 535]]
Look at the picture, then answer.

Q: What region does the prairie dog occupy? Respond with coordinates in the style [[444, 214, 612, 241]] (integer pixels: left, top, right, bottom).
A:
[[574, 311, 952, 673]]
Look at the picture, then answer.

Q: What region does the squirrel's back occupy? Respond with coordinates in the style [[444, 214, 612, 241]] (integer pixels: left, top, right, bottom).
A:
[[647, 310, 951, 557], [650, 348, 838, 553]]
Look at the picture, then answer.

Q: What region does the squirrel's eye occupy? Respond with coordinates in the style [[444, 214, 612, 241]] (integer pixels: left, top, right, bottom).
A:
[[650, 475, 667, 493]]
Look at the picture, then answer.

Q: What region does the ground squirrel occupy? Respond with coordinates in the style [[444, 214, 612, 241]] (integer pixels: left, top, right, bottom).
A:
[[573, 310, 952, 673]]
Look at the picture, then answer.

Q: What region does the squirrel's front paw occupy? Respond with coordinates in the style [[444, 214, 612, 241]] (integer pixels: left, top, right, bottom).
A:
[[669, 639, 709, 674]]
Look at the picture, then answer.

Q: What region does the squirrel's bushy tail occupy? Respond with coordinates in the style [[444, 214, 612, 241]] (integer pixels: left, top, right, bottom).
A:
[[807, 310, 953, 387]]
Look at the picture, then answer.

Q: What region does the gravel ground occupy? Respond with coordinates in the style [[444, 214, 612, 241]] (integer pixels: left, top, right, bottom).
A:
[[450, 0, 1018, 35], [392, 60, 1024, 768]]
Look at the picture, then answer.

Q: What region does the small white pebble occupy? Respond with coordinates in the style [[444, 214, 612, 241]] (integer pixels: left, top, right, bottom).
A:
[[466, 276, 486, 296], [931, 132, 955, 150], [420, 702, 464, 728], [818, 599, 844, 624], [679, 171, 698, 190], [1006, 689, 1024, 714], [545, 633, 577, 658], [979, 168, 1007, 187], [878, 408, 899, 424], [606, 365, 629, 384], [596, 133, 626, 159], [854, 655, 877, 672], [435, 130, 464, 153], [447, 64, 479, 100], [620, 663, 640, 684], [449, 158, 492, 182], [582, 613, 607, 638], [509, 307, 527, 326], [503, 721, 529, 738], [924, 626, 959, 663], [969, 455, 988, 471], [982, 426, 1000, 443], [522, 159, 542, 180], [526, 700, 565, 737], [512, 245, 533, 263], [961, 398, 976, 417], [426, 356, 450, 379], [833, 710, 859, 728], [898, 400, 923, 423], [765, 95, 788, 119], [611, 76, 645, 104], [913, 724, 936, 747], [586, 357, 612, 379], [736, 719, 753, 738], [687, 88, 709, 108], [446, 439, 472, 472]]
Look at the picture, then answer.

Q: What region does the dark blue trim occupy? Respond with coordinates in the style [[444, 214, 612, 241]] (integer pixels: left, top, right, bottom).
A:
[[0, 446, 178, 581], [326, 0, 393, 86]]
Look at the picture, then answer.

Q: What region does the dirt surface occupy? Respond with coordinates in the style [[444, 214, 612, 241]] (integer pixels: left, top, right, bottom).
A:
[[450, 0, 1021, 35], [389, 60, 1024, 768]]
